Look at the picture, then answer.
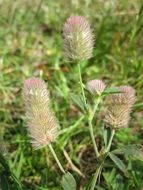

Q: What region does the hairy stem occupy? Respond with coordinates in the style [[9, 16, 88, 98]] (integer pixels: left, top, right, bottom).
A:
[[48, 144, 66, 174]]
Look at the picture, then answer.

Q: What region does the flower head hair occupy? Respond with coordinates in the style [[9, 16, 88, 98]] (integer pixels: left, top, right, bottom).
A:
[[104, 86, 136, 129], [23, 77, 59, 149], [86, 79, 106, 95], [63, 16, 94, 61]]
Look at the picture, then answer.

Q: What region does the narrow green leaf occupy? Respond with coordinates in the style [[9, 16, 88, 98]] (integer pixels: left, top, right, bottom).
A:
[[15, 152, 24, 179], [71, 93, 85, 111], [62, 172, 76, 190], [0, 152, 22, 189], [112, 145, 143, 161], [86, 163, 103, 190], [103, 87, 120, 95], [109, 153, 126, 173], [11, 173, 22, 190], [0, 152, 10, 172], [0, 173, 10, 190], [103, 168, 116, 185], [90, 165, 103, 190]]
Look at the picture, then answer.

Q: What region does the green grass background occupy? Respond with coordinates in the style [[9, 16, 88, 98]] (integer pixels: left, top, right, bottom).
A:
[[0, 0, 143, 189]]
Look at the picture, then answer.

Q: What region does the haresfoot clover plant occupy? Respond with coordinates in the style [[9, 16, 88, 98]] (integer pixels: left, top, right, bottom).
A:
[[62, 15, 139, 189], [20, 15, 140, 190]]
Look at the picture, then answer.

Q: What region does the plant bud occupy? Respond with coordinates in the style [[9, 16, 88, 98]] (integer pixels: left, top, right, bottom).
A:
[[86, 79, 106, 95]]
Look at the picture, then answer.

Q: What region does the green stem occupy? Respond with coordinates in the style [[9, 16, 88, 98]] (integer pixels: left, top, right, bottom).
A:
[[48, 144, 66, 174], [88, 96, 101, 158], [91, 96, 101, 120], [106, 129, 115, 153], [77, 63, 101, 157], [88, 119, 100, 158], [78, 63, 87, 109]]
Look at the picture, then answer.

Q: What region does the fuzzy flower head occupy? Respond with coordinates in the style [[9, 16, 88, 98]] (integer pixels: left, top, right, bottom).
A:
[[23, 77, 59, 149], [63, 15, 94, 61], [112, 86, 136, 105], [86, 79, 106, 95], [104, 86, 136, 129]]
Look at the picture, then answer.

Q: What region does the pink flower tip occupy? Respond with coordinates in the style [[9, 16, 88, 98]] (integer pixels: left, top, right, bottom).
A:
[[86, 79, 106, 95]]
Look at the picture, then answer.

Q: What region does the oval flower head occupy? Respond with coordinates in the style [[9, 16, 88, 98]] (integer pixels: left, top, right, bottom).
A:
[[104, 86, 136, 129], [112, 86, 136, 105], [63, 15, 94, 61], [23, 77, 59, 149], [86, 79, 106, 95]]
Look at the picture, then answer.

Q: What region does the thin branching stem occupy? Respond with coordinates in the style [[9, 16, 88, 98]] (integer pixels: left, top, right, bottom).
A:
[[78, 63, 87, 109], [48, 144, 66, 174], [106, 129, 115, 152], [91, 96, 101, 120], [88, 96, 101, 157], [77, 63, 100, 157], [88, 119, 100, 157]]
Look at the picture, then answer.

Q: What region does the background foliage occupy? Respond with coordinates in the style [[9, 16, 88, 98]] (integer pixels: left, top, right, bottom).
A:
[[0, 0, 143, 189]]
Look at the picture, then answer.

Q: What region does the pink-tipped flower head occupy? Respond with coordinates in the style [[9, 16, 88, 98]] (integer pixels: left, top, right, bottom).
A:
[[63, 16, 94, 61], [23, 77, 59, 149], [86, 79, 106, 95], [104, 85, 136, 129], [112, 86, 136, 105]]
